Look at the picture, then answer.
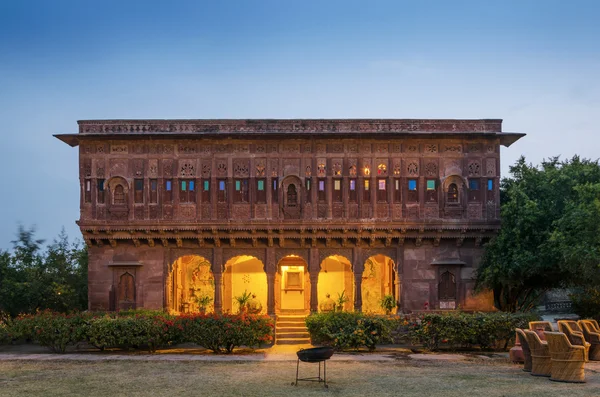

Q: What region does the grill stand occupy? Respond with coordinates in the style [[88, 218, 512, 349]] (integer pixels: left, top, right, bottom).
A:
[[292, 358, 328, 388]]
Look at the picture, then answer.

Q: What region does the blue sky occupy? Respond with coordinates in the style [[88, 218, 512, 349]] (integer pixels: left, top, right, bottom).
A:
[[0, 0, 598, 249]]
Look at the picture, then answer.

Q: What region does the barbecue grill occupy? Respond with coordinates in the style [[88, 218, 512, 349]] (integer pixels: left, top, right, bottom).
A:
[[292, 346, 335, 388]]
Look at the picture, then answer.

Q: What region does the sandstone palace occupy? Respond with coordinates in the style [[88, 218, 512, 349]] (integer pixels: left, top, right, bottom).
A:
[[56, 119, 524, 315]]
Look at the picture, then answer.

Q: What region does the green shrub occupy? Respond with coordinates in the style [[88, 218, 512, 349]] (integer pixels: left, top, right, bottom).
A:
[[11, 311, 85, 353], [408, 311, 540, 351], [305, 312, 395, 351], [176, 313, 274, 353], [570, 287, 600, 320]]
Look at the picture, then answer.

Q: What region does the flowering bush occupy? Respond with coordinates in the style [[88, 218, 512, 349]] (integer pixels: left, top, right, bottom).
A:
[[305, 312, 394, 351], [176, 313, 273, 353], [408, 311, 540, 351]]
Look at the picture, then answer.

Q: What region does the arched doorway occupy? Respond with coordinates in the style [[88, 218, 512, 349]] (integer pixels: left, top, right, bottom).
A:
[[167, 255, 214, 314], [223, 256, 267, 314], [318, 255, 354, 311], [361, 255, 398, 314], [276, 255, 310, 314], [282, 176, 302, 219]]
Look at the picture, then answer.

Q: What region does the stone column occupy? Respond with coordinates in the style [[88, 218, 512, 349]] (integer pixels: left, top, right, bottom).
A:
[[213, 248, 223, 313], [309, 248, 319, 312], [267, 273, 275, 316], [353, 247, 363, 312]]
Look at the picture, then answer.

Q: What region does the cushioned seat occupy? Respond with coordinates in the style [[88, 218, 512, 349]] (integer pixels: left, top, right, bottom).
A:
[[529, 321, 554, 332], [578, 320, 600, 361], [524, 330, 551, 377], [544, 331, 586, 383], [558, 321, 590, 361], [515, 328, 532, 372]]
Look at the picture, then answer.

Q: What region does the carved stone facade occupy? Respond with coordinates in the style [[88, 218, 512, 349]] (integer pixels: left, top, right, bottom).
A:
[[57, 119, 524, 313]]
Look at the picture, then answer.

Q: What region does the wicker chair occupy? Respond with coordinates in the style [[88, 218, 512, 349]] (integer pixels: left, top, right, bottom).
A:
[[544, 331, 586, 383], [515, 328, 532, 372], [529, 321, 554, 332], [524, 330, 551, 377], [583, 319, 600, 332], [578, 320, 600, 361], [557, 321, 590, 361], [558, 320, 583, 333]]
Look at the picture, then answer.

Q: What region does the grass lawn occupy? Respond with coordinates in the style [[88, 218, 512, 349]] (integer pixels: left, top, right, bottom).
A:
[[0, 357, 599, 397]]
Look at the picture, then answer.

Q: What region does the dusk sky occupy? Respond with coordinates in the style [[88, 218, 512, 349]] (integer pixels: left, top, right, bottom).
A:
[[0, 0, 598, 250]]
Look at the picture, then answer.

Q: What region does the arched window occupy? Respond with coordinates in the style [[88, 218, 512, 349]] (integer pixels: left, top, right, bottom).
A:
[[438, 271, 456, 300], [447, 183, 459, 203], [287, 184, 298, 207], [114, 185, 126, 205]]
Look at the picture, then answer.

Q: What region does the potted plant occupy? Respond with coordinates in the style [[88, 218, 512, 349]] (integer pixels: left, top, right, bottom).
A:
[[194, 294, 213, 313], [234, 290, 252, 313], [380, 294, 397, 315], [335, 290, 350, 312]]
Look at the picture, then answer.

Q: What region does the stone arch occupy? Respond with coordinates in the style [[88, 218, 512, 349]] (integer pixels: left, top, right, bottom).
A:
[[281, 175, 303, 219], [167, 255, 214, 314], [275, 249, 309, 268], [117, 272, 136, 310], [318, 255, 354, 312], [362, 254, 399, 314], [223, 255, 267, 314], [275, 254, 310, 314], [107, 176, 130, 202], [442, 174, 466, 205], [222, 249, 266, 272]]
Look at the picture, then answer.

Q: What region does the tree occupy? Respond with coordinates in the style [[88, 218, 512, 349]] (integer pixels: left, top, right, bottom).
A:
[[0, 226, 88, 317], [475, 156, 600, 312]]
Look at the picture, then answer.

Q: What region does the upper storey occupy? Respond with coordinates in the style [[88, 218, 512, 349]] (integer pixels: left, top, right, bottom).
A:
[[55, 119, 524, 232]]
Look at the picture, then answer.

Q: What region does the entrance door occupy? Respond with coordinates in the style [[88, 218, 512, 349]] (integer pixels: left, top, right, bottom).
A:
[[278, 256, 309, 313]]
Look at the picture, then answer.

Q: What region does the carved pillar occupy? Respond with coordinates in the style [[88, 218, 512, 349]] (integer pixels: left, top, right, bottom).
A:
[[213, 248, 223, 313], [353, 247, 363, 312], [309, 248, 319, 312], [266, 247, 276, 316]]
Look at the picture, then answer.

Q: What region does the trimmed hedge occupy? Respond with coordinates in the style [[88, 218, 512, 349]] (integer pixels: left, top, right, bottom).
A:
[[305, 312, 395, 351], [4, 310, 274, 354], [408, 311, 540, 351]]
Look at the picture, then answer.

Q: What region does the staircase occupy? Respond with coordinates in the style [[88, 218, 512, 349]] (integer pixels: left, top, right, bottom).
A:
[[276, 315, 311, 345]]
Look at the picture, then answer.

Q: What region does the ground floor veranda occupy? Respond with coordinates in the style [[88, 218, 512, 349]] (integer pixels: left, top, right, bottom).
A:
[[91, 243, 495, 314]]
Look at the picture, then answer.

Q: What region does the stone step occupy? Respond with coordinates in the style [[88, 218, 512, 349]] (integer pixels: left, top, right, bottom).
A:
[[276, 338, 311, 345], [277, 322, 306, 328], [276, 327, 308, 332], [277, 332, 310, 339]]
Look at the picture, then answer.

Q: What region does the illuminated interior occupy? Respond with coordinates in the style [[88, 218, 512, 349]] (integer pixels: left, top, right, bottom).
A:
[[361, 255, 398, 314], [318, 255, 354, 311], [223, 255, 267, 314], [276, 255, 310, 312], [167, 255, 215, 314]]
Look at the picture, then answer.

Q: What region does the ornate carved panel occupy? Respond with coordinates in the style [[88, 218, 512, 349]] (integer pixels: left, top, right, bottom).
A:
[[200, 144, 212, 154], [255, 159, 266, 177], [96, 159, 105, 178], [133, 144, 145, 154], [233, 159, 250, 177], [269, 159, 279, 177], [148, 160, 158, 177], [163, 160, 174, 178], [162, 144, 174, 155], [392, 143, 402, 153], [443, 144, 462, 153], [82, 159, 92, 178], [405, 144, 419, 153], [179, 205, 196, 220], [468, 143, 480, 153], [348, 159, 357, 177], [111, 144, 128, 154], [315, 143, 325, 154], [407, 205, 419, 219], [376, 159, 388, 176], [424, 143, 438, 153], [283, 159, 300, 176], [234, 143, 249, 153], [332, 159, 343, 177], [425, 161, 438, 177], [328, 143, 344, 153], [317, 160, 326, 177], [215, 144, 229, 153], [424, 205, 439, 219], [406, 160, 419, 176], [201, 161, 211, 178], [216, 160, 227, 176], [467, 204, 482, 219], [348, 144, 358, 154], [468, 160, 481, 177], [361, 143, 371, 153], [485, 158, 496, 176], [375, 143, 388, 154], [178, 143, 197, 154], [282, 143, 300, 154], [254, 143, 266, 153], [133, 159, 144, 177], [303, 143, 312, 153]]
